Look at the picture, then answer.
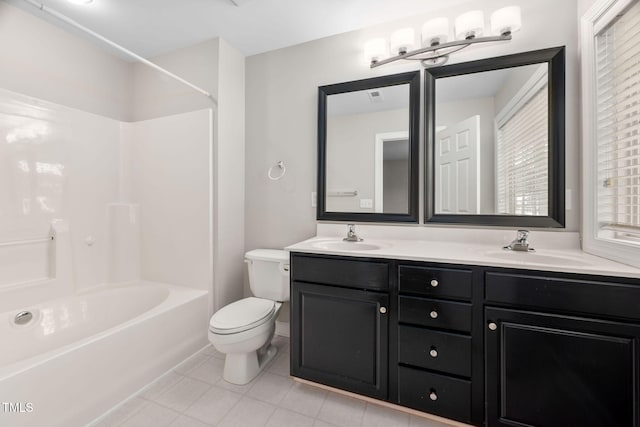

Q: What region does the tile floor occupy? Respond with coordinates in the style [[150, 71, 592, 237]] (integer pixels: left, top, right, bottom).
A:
[[92, 336, 452, 427]]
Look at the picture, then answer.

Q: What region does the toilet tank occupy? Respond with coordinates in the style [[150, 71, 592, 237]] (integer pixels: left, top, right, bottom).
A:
[[245, 249, 290, 301]]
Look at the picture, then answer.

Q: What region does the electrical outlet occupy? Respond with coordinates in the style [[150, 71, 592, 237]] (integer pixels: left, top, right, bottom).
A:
[[360, 198, 373, 208]]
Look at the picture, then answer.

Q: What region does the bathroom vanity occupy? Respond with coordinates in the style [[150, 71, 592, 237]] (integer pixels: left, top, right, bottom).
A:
[[287, 236, 640, 427]]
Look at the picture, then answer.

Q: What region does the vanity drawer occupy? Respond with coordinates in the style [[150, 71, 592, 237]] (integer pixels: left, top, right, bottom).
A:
[[398, 366, 471, 423], [399, 325, 471, 377], [399, 265, 472, 300], [399, 296, 472, 332], [485, 271, 640, 321], [291, 254, 388, 291]]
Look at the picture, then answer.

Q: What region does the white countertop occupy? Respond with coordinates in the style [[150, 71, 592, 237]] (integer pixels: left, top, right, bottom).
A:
[[285, 225, 640, 279]]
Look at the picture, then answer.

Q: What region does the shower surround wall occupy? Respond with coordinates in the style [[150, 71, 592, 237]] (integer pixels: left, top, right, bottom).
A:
[[0, 88, 213, 302]]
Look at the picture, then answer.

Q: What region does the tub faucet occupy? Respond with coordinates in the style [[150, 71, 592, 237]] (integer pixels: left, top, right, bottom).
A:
[[504, 230, 534, 252], [343, 224, 363, 242]]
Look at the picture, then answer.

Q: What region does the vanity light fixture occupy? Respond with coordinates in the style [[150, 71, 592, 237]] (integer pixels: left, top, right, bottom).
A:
[[365, 6, 522, 68]]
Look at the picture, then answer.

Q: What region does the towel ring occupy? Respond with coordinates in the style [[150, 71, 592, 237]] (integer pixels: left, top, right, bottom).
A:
[[268, 161, 286, 181]]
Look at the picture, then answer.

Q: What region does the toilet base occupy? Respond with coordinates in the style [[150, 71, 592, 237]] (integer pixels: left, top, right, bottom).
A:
[[222, 343, 278, 385]]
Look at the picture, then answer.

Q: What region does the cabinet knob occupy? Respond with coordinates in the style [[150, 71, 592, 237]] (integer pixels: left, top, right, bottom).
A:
[[379, 307, 387, 314], [430, 310, 438, 319], [430, 279, 439, 287], [429, 391, 438, 401], [488, 322, 498, 331], [429, 348, 438, 358]]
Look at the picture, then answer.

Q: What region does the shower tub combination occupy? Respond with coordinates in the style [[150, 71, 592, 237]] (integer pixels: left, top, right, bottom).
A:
[[0, 223, 209, 426]]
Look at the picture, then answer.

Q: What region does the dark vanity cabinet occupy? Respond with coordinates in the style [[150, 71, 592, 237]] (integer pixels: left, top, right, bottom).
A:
[[397, 265, 476, 424], [290, 252, 640, 427], [290, 254, 390, 399], [485, 271, 640, 427]]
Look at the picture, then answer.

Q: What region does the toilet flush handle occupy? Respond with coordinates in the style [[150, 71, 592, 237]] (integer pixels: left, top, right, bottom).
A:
[[279, 262, 290, 275]]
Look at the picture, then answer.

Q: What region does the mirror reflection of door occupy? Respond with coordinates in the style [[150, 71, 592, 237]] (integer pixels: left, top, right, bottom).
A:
[[434, 63, 549, 216], [374, 132, 409, 213], [435, 116, 480, 214]]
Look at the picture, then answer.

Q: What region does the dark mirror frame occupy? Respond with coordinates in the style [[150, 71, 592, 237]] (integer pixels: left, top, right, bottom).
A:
[[317, 71, 420, 222], [425, 46, 566, 227]]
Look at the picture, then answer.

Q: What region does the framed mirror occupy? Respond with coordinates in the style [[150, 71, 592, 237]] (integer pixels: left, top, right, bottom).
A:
[[425, 47, 565, 227], [317, 71, 420, 222]]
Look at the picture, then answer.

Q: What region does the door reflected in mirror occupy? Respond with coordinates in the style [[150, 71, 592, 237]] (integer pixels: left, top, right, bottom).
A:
[[326, 84, 410, 214], [435, 63, 548, 216], [425, 47, 565, 228]]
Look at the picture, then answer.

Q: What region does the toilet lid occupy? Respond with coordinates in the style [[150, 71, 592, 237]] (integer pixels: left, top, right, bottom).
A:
[[209, 297, 275, 334]]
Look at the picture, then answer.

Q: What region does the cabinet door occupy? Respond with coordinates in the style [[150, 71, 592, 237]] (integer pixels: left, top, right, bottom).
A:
[[486, 307, 640, 427], [291, 281, 389, 399]]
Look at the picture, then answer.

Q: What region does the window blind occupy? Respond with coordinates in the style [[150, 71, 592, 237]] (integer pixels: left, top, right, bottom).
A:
[[596, 0, 640, 237], [496, 86, 549, 216]]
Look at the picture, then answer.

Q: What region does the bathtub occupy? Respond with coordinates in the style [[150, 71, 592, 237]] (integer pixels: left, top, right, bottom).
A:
[[0, 281, 208, 427]]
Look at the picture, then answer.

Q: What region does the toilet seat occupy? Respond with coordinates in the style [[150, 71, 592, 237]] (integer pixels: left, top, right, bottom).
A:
[[209, 297, 275, 335]]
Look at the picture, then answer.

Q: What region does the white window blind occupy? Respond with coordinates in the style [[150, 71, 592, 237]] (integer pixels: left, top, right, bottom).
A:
[[496, 85, 549, 216], [595, 0, 640, 238]]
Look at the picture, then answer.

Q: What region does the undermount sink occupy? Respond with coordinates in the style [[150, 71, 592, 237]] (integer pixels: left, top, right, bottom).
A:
[[309, 240, 388, 251], [483, 250, 592, 267]]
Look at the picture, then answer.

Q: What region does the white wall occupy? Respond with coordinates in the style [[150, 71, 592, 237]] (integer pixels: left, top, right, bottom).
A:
[[213, 39, 246, 311], [122, 110, 212, 291], [246, 0, 581, 255], [131, 39, 220, 122], [0, 1, 131, 121]]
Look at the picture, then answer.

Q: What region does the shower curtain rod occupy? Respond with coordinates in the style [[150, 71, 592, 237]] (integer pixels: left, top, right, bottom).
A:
[[21, 0, 218, 106]]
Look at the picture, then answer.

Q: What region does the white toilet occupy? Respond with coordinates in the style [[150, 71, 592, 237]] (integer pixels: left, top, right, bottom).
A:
[[208, 249, 289, 385]]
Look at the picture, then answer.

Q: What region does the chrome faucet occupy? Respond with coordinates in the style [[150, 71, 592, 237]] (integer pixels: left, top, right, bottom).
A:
[[503, 230, 534, 252], [343, 224, 363, 242]]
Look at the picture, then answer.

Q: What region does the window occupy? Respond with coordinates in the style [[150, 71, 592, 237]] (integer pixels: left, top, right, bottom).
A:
[[582, 0, 640, 267], [496, 75, 549, 216]]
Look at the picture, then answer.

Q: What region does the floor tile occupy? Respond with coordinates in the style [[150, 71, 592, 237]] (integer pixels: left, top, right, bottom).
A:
[[200, 345, 225, 360], [362, 402, 410, 427], [153, 377, 211, 412], [91, 397, 148, 427], [217, 396, 276, 427], [247, 372, 294, 405], [215, 373, 260, 394], [140, 371, 185, 401], [168, 415, 213, 427], [409, 414, 453, 427], [184, 385, 242, 425], [317, 392, 366, 427], [120, 401, 179, 427], [185, 356, 225, 385], [312, 420, 339, 427], [264, 407, 314, 427], [174, 353, 211, 375], [266, 350, 291, 377], [279, 381, 327, 418]]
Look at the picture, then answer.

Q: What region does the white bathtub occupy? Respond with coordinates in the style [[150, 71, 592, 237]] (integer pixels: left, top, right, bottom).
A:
[[0, 281, 208, 427]]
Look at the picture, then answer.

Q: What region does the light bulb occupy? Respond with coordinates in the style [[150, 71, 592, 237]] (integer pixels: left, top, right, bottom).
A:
[[390, 28, 415, 55], [364, 38, 388, 64], [422, 17, 449, 47], [455, 10, 484, 40], [491, 6, 522, 36]]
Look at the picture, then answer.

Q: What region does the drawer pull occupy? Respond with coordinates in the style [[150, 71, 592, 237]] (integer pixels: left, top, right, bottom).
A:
[[429, 348, 438, 358], [488, 322, 498, 331], [430, 310, 439, 319], [429, 390, 438, 401], [379, 307, 387, 314], [430, 279, 439, 287]]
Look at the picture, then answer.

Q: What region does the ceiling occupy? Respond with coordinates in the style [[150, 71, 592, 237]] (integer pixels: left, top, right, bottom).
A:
[[5, 0, 472, 59]]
